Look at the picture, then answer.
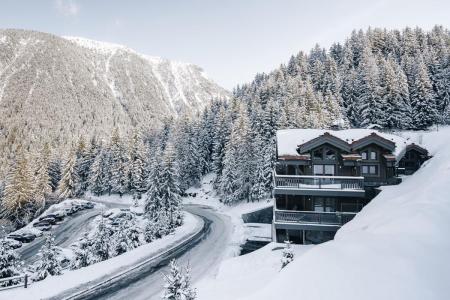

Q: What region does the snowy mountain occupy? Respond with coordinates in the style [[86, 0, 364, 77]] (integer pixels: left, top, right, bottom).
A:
[[0, 29, 229, 173]]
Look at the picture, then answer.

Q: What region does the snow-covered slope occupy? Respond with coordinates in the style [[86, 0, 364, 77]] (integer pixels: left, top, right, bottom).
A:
[[0, 29, 229, 173], [241, 127, 450, 300]]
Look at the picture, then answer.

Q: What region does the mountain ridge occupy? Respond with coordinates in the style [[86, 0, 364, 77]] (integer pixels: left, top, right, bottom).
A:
[[0, 28, 229, 175]]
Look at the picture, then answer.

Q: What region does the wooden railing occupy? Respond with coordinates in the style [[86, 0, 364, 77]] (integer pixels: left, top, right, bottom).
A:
[[274, 173, 365, 190], [274, 210, 357, 226], [0, 274, 29, 291]]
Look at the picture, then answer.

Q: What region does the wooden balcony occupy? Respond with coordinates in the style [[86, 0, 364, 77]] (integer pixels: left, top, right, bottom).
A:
[[273, 173, 365, 197], [274, 209, 357, 226]]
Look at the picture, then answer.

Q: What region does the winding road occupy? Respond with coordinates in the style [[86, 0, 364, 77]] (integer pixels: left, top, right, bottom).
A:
[[83, 204, 232, 300]]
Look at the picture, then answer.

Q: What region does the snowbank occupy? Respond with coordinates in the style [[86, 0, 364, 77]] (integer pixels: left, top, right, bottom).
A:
[[2, 212, 203, 300], [277, 128, 411, 157], [241, 127, 450, 300], [184, 173, 273, 256], [196, 243, 314, 300]]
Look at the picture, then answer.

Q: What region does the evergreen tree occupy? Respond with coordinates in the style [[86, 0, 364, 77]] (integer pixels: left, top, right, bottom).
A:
[[357, 48, 384, 127], [48, 157, 62, 193], [144, 151, 164, 220], [58, 150, 80, 199], [250, 135, 274, 202], [112, 218, 141, 256], [381, 57, 412, 129], [221, 104, 254, 204], [74, 136, 89, 196], [88, 148, 106, 196], [162, 259, 196, 300], [128, 131, 147, 199], [91, 218, 111, 262], [70, 232, 94, 270], [33, 233, 62, 281], [410, 59, 438, 129], [160, 143, 183, 227], [2, 150, 35, 228], [0, 240, 22, 287], [110, 129, 129, 197], [34, 143, 52, 213]]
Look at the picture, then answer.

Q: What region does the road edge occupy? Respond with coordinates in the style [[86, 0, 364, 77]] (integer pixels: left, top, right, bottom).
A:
[[47, 212, 205, 300]]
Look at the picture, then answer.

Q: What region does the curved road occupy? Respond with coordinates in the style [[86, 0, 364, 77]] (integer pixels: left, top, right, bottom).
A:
[[91, 204, 232, 300]]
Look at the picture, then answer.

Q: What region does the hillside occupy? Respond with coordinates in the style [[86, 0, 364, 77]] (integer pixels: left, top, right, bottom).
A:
[[234, 26, 450, 130], [0, 29, 229, 174]]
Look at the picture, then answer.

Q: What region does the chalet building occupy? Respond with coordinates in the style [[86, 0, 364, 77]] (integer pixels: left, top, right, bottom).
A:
[[272, 129, 429, 244]]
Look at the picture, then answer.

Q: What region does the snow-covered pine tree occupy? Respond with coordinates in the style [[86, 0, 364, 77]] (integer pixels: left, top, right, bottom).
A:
[[357, 48, 385, 128], [33, 143, 52, 214], [74, 136, 89, 196], [70, 232, 94, 270], [432, 55, 450, 123], [58, 150, 80, 199], [2, 150, 35, 228], [0, 239, 22, 287], [221, 104, 254, 204], [144, 150, 164, 220], [48, 157, 62, 193], [250, 134, 274, 202], [410, 58, 438, 129], [112, 217, 141, 256], [211, 106, 231, 189], [110, 129, 129, 197], [33, 233, 62, 281], [128, 131, 147, 199], [162, 259, 196, 300], [88, 148, 106, 196], [281, 240, 294, 268], [160, 143, 183, 228], [381, 57, 412, 129], [91, 217, 112, 262]]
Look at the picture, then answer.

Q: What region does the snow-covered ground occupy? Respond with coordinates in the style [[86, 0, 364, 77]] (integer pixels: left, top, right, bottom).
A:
[[196, 242, 314, 300], [196, 127, 450, 300], [184, 173, 273, 256], [1, 212, 203, 300]]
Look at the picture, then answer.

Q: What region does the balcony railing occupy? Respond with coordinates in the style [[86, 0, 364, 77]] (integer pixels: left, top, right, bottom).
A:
[[274, 210, 357, 226], [274, 173, 365, 191]]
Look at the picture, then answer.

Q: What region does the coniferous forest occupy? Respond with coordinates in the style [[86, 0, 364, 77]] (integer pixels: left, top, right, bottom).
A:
[[1, 26, 449, 229]]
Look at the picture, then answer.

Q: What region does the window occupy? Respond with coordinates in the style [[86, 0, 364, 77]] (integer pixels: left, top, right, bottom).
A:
[[324, 165, 335, 175], [325, 148, 336, 160], [313, 149, 323, 160], [361, 165, 378, 175], [314, 164, 324, 175], [370, 151, 377, 160], [361, 151, 368, 160], [313, 165, 335, 175]]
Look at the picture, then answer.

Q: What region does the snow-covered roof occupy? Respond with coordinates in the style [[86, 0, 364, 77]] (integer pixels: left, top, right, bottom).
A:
[[276, 129, 411, 159]]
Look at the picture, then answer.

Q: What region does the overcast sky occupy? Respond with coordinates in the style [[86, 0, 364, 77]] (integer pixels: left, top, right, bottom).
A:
[[1, 0, 449, 89]]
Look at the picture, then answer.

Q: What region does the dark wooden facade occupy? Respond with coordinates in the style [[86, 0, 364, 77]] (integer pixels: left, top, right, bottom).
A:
[[273, 131, 428, 245]]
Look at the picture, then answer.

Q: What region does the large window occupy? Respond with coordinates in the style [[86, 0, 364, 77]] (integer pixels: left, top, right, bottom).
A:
[[314, 164, 335, 175], [361, 165, 378, 175]]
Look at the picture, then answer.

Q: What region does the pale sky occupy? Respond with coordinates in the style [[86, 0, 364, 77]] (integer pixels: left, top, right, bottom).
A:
[[1, 0, 449, 89]]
